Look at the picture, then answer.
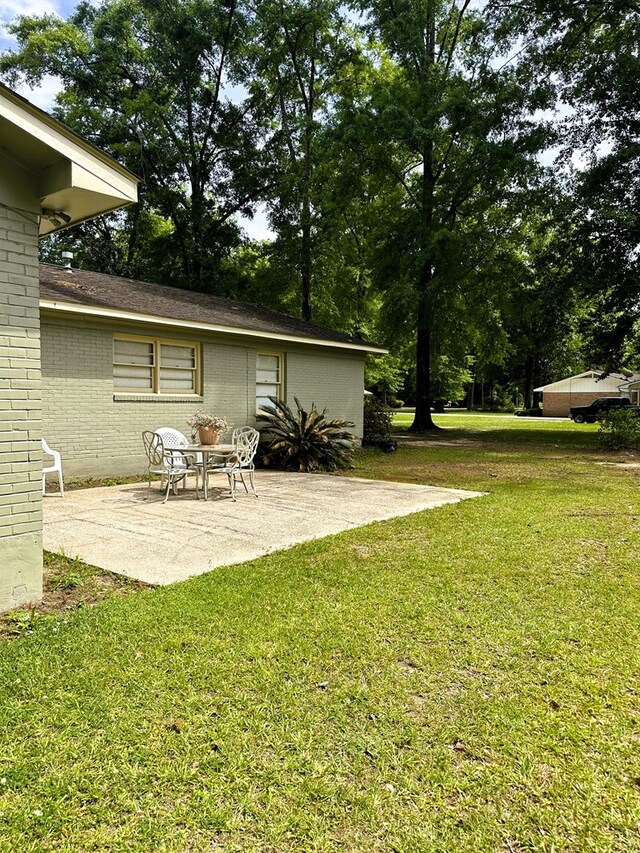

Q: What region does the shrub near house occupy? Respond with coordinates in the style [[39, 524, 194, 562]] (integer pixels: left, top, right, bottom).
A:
[[257, 397, 356, 472], [598, 407, 640, 450], [362, 397, 396, 450]]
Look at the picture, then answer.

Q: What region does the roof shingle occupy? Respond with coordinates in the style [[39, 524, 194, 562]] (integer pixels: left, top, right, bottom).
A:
[[39, 264, 383, 352]]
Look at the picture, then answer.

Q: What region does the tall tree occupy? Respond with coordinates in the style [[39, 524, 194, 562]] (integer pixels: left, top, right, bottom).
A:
[[1, 0, 270, 291], [486, 210, 587, 406], [348, 0, 551, 429], [497, 0, 640, 370], [252, 0, 358, 321]]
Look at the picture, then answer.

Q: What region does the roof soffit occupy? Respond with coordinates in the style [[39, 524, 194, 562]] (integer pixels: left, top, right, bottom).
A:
[[0, 87, 138, 236]]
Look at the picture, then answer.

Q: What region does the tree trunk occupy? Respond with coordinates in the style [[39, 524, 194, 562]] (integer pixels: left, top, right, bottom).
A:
[[410, 283, 438, 431], [301, 191, 312, 322], [125, 204, 141, 273], [191, 186, 206, 291], [409, 134, 438, 431], [300, 34, 316, 323], [409, 172, 438, 431], [467, 360, 476, 410], [409, 4, 438, 432], [523, 355, 534, 409]]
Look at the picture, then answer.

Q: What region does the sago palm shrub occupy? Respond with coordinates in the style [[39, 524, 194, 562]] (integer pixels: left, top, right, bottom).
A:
[[257, 397, 356, 472]]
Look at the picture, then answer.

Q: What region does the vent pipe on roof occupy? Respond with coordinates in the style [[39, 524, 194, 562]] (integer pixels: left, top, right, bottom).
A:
[[61, 251, 73, 271]]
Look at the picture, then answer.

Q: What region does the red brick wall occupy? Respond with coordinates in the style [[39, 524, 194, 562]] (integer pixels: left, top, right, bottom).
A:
[[543, 390, 622, 417]]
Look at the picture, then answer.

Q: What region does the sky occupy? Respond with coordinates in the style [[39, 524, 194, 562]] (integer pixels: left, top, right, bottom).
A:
[[0, 0, 274, 240], [0, 0, 72, 109]]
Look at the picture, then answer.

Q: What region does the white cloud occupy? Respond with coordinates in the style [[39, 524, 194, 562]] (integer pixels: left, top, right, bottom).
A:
[[15, 73, 62, 111], [1, 1, 64, 110], [0, 1, 62, 25], [0, 1, 61, 16], [0, 1, 61, 52]]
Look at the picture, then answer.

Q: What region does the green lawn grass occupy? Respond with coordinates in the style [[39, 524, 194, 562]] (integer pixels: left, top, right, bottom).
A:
[[1, 415, 639, 851]]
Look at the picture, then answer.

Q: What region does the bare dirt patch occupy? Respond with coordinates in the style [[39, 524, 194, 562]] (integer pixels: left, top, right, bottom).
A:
[[0, 552, 150, 640], [595, 461, 640, 468], [45, 474, 147, 494], [395, 436, 478, 447]]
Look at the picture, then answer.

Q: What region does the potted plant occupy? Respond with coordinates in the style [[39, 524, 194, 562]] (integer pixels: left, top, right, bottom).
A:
[[187, 411, 229, 446]]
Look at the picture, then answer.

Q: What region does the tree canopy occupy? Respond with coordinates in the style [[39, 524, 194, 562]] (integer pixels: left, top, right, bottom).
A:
[[2, 0, 270, 290], [2, 0, 638, 417]]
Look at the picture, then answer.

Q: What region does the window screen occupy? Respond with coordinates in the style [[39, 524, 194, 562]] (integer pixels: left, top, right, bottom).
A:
[[256, 352, 283, 410]]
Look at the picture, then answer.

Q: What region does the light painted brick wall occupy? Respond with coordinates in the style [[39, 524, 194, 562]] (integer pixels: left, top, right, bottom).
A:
[[41, 314, 365, 477], [42, 315, 255, 476], [0, 203, 43, 610], [285, 349, 365, 436], [543, 390, 623, 417]]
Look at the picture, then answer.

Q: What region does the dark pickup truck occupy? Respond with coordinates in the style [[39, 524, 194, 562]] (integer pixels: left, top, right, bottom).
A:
[[569, 397, 631, 423]]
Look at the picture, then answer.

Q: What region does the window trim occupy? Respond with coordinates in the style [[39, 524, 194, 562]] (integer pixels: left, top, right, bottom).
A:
[[256, 350, 285, 412], [113, 333, 201, 396]]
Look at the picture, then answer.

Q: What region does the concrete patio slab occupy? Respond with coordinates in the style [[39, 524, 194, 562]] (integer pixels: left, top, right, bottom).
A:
[[43, 471, 484, 586]]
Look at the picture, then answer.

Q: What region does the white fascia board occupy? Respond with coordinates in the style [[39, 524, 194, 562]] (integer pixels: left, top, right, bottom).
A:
[[39, 298, 388, 355], [534, 371, 599, 392], [38, 187, 138, 236], [39, 160, 137, 206], [37, 159, 138, 235]]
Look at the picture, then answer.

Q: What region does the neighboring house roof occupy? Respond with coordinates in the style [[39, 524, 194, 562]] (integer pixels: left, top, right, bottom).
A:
[[39, 264, 387, 354], [534, 370, 640, 393], [0, 83, 138, 236], [619, 378, 640, 391]]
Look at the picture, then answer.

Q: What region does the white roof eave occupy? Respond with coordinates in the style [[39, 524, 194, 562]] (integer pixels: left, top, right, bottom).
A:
[[39, 298, 388, 355], [0, 85, 138, 235]]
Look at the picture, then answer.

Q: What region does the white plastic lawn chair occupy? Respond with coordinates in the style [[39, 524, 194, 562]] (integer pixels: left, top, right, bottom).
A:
[[154, 425, 206, 491], [42, 438, 64, 496], [214, 427, 259, 501], [155, 426, 204, 466], [142, 431, 199, 503]]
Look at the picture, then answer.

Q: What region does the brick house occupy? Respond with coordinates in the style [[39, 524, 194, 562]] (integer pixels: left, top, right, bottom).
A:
[[1, 83, 383, 614], [0, 84, 138, 612], [534, 370, 640, 418], [39, 264, 385, 478]]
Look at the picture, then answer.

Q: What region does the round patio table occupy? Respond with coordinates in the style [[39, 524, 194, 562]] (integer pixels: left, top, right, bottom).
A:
[[184, 443, 235, 501]]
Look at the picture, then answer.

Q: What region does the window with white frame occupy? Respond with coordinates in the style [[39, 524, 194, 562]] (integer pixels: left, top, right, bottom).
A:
[[113, 335, 200, 395], [256, 352, 283, 410]]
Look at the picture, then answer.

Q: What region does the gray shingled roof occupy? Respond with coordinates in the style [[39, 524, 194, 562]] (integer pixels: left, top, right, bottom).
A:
[[39, 264, 383, 352]]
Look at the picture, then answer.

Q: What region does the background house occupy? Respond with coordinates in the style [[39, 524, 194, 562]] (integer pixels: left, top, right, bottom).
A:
[[0, 84, 138, 612], [39, 264, 384, 477], [534, 370, 640, 417]]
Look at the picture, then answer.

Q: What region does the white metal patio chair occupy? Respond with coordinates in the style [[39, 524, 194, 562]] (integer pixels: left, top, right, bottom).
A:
[[142, 430, 199, 503], [231, 425, 257, 443], [206, 425, 252, 473], [213, 427, 259, 501], [205, 425, 256, 467], [42, 438, 64, 496]]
